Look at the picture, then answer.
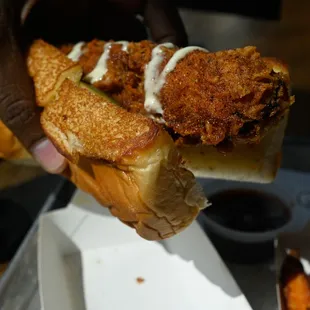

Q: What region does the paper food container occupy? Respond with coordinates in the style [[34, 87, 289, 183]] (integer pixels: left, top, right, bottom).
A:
[[276, 221, 310, 310], [38, 190, 253, 310]]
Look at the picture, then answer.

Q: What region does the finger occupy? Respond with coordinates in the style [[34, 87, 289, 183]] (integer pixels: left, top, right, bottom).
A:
[[144, 0, 188, 46], [0, 3, 66, 173]]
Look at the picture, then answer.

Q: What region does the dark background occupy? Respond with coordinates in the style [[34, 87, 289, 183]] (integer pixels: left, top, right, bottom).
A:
[[176, 0, 282, 20]]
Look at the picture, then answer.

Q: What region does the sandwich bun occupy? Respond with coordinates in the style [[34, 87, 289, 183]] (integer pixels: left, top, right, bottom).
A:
[[41, 78, 207, 240], [180, 112, 288, 183]]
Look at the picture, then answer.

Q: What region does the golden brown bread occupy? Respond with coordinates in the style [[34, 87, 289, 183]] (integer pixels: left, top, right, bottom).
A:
[[41, 79, 159, 163], [0, 38, 81, 164], [27, 39, 83, 107], [42, 79, 206, 240], [179, 111, 288, 183]]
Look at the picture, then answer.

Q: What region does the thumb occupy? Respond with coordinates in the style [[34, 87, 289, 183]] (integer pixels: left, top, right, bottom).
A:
[[0, 3, 66, 173], [144, 0, 188, 46]]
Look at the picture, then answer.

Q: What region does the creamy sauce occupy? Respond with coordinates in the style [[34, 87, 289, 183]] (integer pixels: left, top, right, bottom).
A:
[[67, 41, 85, 62], [69, 41, 209, 123], [144, 43, 175, 115], [85, 43, 112, 83], [115, 41, 129, 52], [85, 41, 129, 83], [144, 45, 209, 121]]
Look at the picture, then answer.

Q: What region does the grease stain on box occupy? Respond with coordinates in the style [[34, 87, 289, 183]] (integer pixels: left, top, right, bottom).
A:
[[136, 277, 145, 284]]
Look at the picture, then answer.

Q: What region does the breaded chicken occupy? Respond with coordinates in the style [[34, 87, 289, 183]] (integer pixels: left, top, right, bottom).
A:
[[160, 47, 292, 145], [61, 40, 294, 147]]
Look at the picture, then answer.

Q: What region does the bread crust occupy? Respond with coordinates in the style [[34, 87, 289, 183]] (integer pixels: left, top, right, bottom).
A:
[[179, 111, 288, 183], [63, 141, 205, 240]]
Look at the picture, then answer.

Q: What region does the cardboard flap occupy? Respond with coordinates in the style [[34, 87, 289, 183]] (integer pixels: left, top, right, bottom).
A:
[[162, 220, 242, 298], [38, 216, 84, 310], [71, 213, 147, 251]]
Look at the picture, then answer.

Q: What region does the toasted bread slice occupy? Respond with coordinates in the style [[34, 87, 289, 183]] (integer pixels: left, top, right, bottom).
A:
[[41, 79, 159, 163], [27, 40, 83, 106], [41, 79, 206, 240], [180, 112, 288, 183]]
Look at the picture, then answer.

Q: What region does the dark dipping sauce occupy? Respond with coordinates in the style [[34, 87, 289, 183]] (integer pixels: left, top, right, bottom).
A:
[[203, 189, 291, 233]]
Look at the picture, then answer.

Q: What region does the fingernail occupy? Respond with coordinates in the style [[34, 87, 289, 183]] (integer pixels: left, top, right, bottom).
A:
[[31, 139, 66, 173]]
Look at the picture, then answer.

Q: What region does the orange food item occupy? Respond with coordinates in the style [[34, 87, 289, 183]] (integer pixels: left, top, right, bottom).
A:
[[136, 277, 145, 284], [281, 249, 310, 310]]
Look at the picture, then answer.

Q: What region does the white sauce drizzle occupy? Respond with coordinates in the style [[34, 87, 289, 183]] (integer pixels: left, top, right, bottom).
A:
[[144, 45, 209, 122], [144, 43, 175, 115], [69, 41, 208, 124], [115, 41, 129, 52], [85, 43, 113, 83], [67, 41, 85, 62], [85, 41, 129, 84], [156, 46, 209, 94]]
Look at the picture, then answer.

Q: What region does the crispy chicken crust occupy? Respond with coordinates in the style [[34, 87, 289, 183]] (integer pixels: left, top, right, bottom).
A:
[[61, 40, 293, 146], [161, 47, 292, 145]]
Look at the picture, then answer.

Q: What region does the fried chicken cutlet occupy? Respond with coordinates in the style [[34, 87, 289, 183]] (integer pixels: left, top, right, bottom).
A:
[[61, 40, 294, 147]]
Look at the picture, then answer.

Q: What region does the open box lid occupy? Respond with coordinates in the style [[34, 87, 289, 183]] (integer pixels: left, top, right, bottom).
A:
[[38, 190, 253, 310]]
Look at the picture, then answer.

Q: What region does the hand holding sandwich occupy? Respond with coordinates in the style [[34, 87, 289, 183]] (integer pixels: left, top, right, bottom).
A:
[[0, 0, 187, 173], [0, 0, 294, 240], [0, 0, 65, 172]]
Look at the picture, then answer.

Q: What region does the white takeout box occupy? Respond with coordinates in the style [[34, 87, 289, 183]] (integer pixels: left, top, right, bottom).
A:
[[38, 190, 253, 310]]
